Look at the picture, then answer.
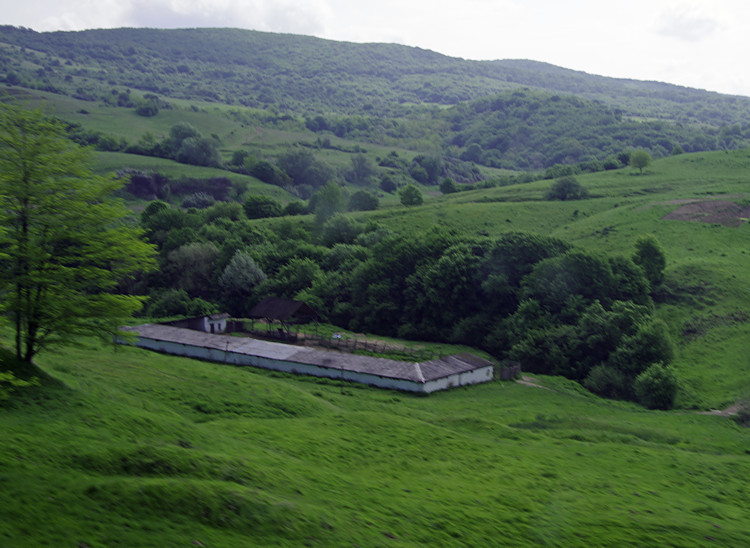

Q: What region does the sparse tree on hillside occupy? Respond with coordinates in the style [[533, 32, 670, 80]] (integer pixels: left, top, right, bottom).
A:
[[632, 235, 666, 288], [278, 147, 333, 189], [440, 177, 458, 194], [346, 154, 376, 185], [630, 149, 652, 174], [633, 363, 678, 409], [0, 104, 156, 363], [167, 122, 200, 154], [545, 176, 589, 201], [176, 136, 221, 167], [348, 189, 379, 211]]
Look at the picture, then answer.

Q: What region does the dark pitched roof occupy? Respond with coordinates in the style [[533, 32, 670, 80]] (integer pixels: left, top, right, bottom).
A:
[[248, 296, 320, 322]]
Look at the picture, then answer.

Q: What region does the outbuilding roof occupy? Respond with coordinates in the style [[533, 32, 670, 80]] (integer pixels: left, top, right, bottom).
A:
[[121, 323, 492, 384], [248, 297, 320, 322]]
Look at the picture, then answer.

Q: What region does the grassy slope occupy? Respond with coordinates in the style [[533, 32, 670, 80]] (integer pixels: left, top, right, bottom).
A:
[[11, 87, 457, 208], [1, 339, 749, 547]]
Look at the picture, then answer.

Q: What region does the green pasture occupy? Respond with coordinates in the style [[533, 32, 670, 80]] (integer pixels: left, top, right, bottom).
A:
[[1, 337, 749, 546], [94, 152, 295, 203]]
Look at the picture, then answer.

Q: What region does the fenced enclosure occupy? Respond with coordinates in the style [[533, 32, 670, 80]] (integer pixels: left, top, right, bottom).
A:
[[227, 319, 439, 362]]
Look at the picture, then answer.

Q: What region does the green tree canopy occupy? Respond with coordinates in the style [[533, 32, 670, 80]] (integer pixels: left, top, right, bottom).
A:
[[632, 235, 666, 288], [348, 189, 379, 211], [0, 104, 156, 362], [310, 181, 345, 224], [346, 153, 376, 185], [277, 147, 333, 189], [176, 136, 221, 167], [629, 149, 652, 174], [633, 363, 678, 409], [243, 195, 283, 219], [218, 250, 266, 315], [399, 184, 423, 206], [440, 177, 458, 194]]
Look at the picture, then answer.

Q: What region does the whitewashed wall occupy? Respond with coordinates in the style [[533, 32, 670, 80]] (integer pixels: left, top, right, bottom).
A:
[[423, 366, 495, 393], [130, 335, 492, 394]]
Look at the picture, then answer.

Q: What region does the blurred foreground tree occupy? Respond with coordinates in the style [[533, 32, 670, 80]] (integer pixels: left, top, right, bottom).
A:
[[0, 104, 156, 363]]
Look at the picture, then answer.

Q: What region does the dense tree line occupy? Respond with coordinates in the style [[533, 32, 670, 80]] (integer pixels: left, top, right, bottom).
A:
[[137, 197, 676, 408]]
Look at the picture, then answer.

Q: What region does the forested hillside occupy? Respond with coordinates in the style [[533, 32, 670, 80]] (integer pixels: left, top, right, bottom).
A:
[[1, 26, 749, 172], [2, 26, 748, 123]]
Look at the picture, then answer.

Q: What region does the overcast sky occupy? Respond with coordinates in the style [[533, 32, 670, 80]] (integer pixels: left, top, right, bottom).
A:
[[4, 0, 749, 97]]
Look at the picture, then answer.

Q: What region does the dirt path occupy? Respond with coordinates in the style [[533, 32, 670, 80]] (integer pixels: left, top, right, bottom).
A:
[[516, 375, 553, 391], [697, 403, 743, 417]]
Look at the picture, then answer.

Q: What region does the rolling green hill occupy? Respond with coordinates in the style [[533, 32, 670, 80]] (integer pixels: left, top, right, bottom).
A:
[[2, 25, 749, 124], [1, 26, 749, 173]]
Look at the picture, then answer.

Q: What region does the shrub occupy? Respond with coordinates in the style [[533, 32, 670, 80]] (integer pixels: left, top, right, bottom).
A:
[[409, 164, 429, 184], [283, 201, 308, 216], [176, 136, 221, 167], [545, 176, 589, 201], [633, 363, 678, 409], [243, 195, 283, 219], [249, 160, 278, 184], [608, 319, 675, 378], [348, 190, 379, 211], [583, 365, 631, 400], [380, 175, 397, 193], [135, 103, 159, 117], [320, 214, 363, 247], [632, 235, 666, 288], [182, 192, 216, 209], [440, 177, 458, 194], [399, 184, 423, 206]]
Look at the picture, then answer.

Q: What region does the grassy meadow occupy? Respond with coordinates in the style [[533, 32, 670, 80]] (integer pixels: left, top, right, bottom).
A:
[[2, 338, 749, 547]]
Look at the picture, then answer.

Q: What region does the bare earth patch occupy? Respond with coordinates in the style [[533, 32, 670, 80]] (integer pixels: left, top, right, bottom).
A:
[[662, 199, 750, 227], [516, 375, 552, 391], [697, 403, 743, 417]]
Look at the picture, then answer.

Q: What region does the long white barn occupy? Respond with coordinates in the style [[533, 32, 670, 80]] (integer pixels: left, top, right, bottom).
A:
[[121, 323, 494, 394]]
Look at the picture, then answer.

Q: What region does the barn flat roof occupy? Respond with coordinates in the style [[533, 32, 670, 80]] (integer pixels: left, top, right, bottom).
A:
[[121, 324, 493, 384]]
